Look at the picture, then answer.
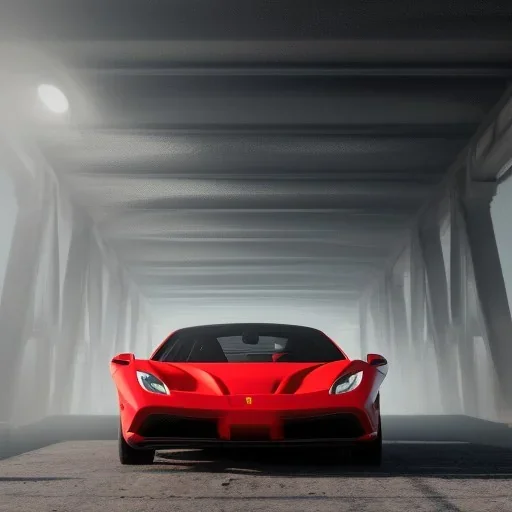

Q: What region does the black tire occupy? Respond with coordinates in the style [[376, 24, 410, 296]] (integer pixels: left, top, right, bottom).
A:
[[118, 422, 155, 465], [356, 416, 382, 467]]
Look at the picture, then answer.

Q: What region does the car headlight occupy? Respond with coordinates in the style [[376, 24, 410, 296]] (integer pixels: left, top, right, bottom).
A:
[[136, 371, 170, 395], [330, 371, 363, 394]]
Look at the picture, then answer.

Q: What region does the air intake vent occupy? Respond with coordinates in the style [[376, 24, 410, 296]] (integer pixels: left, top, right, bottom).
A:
[[230, 425, 271, 441], [283, 413, 364, 440], [138, 414, 218, 439]]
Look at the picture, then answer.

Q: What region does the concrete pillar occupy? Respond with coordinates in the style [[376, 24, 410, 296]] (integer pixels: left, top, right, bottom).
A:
[[409, 232, 436, 412], [367, 292, 380, 354], [419, 214, 460, 412], [145, 316, 155, 356], [390, 277, 408, 348], [377, 278, 392, 358], [50, 215, 91, 414], [129, 291, 141, 356], [450, 193, 478, 415], [96, 259, 126, 413], [389, 274, 410, 369], [389, 272, 416, 406], [359, 296, 369, 359], [0, 168, 47, 422], [104, 274, 121, 358], [461, 180, 512, 409], [30, 183, 62, 421], [115, 282, 130, 355], [86, 244, 105, 414]]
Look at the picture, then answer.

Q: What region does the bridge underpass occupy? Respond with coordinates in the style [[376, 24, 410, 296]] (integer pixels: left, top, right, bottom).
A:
[[2, 1, 512, 511]]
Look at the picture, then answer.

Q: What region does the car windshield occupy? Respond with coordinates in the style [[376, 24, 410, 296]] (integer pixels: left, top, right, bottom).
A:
[[152, 323, 345, 363]]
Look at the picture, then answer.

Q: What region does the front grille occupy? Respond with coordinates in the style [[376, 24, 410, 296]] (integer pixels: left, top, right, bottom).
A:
[[283, 413, 364, 440], [138, 414, 218, 439]]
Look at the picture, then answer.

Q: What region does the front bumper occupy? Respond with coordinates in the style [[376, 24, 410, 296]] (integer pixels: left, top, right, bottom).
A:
[[121, 390, 379, 449]]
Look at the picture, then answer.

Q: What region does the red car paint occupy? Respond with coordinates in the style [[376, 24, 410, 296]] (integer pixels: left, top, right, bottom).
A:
[[110, 327, 388, 449]]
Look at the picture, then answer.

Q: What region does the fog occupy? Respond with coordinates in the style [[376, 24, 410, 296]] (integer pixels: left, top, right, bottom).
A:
[[1, 152, 511, 430]]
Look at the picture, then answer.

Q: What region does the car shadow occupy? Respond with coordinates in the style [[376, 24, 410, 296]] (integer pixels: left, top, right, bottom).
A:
[[147, 442, 512, 479]]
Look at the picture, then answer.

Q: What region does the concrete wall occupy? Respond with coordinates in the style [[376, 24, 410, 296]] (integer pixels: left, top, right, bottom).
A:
[[361, 190, 505, 420], [491, 177, 512, 314], [0, 167, 17, 298], [0, 138, 155, 426]]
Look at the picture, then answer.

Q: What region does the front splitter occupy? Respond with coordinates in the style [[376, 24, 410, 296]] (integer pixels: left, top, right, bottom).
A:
[[133, 434, 377, 450]]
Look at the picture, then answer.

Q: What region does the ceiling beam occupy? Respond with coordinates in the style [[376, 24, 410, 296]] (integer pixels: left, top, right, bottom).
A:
[[65, 176, 434, 199], [125, 258, 384, 270], [131, 265, 378, 277], [53, 124, 478, 139], [97, 209, 411, 236], [2, 0, 512, 44], [106, 232, 401, 245], [62, 98, 491, 132], [75, 65, 512, 78], [469, 90, 512, 181], [142, 288, 362, 297], [9, 39, 512, 66], [113, 239, 392, 262], [44, 133, 468, 174]]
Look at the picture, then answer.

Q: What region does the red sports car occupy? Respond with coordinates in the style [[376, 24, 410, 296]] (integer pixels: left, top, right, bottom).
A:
[[110, 323, 388, 465]]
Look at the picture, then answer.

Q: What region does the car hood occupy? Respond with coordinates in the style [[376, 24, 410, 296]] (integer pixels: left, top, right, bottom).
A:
[[147, 360, 356, 395]]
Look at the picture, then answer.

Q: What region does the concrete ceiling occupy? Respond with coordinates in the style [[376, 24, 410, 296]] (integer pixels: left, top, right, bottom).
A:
[[1, 0, 512, 319]]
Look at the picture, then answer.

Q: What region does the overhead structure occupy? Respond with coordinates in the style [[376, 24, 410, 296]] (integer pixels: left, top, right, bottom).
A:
[[0, 0, 512, 430]]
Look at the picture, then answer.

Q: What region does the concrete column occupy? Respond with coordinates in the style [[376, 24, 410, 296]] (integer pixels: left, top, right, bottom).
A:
[[145, 316, 155, 356], [450, 193, 478, 415], [30, 183, 62, 421], [104, 273, 122, 358], [129, 291, 141, 356], [461, 180, 512, 409], [0, 169, 47, 422], [367, 292, 379, 354], [86, 244, 105, 414], [377, 278, 392, 358], [115, 282, 130, 355], [409, 231, 436, 412], [419, 214, 460, 412], [389, 273, 415, 405], [389, 275, 409, 361], [50, 215, 91, 414], [409, 234, 425, 351], [359, 296, 369, 359], [390, 277, 409, 349], [96, 272, 122, 414]]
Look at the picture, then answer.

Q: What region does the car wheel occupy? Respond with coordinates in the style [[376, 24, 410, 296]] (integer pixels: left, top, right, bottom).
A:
[[118, 421, 155, 465], [356, 416, 382, 467]]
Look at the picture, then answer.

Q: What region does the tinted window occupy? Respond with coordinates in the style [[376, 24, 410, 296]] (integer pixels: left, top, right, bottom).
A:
[[153, 323, 345, 363]]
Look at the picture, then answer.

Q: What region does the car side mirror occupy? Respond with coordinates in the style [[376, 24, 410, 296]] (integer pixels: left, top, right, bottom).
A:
[[111, 353, 135, 366], [366, 353, 387, 367]]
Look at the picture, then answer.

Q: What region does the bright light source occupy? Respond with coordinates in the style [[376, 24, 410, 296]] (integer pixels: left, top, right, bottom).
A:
[[37, 84, 69, 114]]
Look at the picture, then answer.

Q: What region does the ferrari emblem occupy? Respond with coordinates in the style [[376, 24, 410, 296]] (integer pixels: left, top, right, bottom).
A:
[[245, 397, 252, 405]]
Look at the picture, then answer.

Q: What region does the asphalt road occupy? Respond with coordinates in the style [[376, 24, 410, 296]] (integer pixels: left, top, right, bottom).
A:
[[1, 439, 512, 512]]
